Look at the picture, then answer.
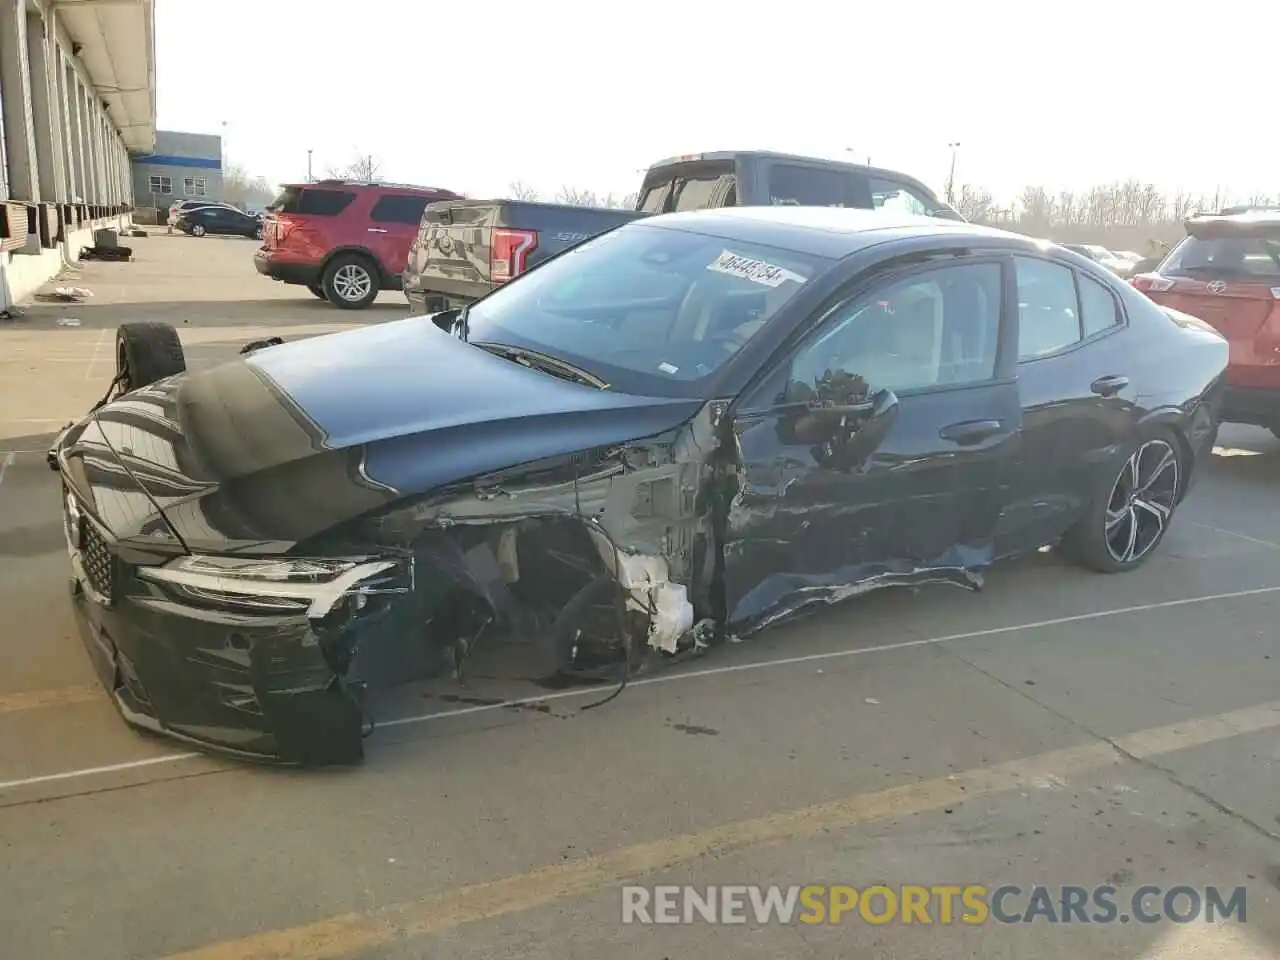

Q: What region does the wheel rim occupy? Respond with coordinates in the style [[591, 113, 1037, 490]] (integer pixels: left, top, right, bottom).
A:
[[332, 264, 372, 301], [193, 225, 205, 236], [1104, 439, 1179, 564]]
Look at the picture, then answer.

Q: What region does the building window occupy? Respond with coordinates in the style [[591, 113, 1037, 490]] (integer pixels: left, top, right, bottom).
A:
[[183, 177, 208, 197], [150, 175, 173, 195]]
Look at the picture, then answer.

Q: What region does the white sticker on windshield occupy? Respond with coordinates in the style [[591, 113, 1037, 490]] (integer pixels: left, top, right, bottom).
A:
[[706, 250, 808, 288], [658, 361, 679, 375]]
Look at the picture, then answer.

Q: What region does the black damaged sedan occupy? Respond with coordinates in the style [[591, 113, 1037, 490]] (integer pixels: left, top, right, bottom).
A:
[[50, 207, 1227, 764]]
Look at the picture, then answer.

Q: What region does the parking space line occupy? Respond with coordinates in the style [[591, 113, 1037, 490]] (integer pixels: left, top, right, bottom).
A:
[[160, 699, 1280, 960], [83, 328, 108, 380], [0, 452, 13, 488], [0, 753, 201, 792], [381, 584, 1280, 729], [4, 583, 1277, 796], [1192, 522, 1280, 552], [0, 684, 103, 715]]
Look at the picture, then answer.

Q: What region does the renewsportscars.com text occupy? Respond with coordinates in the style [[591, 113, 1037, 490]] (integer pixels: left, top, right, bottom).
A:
[[621, 884, 1247, 925]]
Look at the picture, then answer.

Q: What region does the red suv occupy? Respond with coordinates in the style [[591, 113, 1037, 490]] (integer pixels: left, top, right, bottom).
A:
[[1132, 209, 1280, 435], [255, 180, 460, 309]]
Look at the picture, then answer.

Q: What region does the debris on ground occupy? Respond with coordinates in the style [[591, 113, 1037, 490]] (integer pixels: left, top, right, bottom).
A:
[[55, 318, 82, 327], [0, 307, 22, 321], [37, 286, 94, 303], [239, 336, 286, 354], [79, 245, 133, 262], [126, 228, 148, 238]]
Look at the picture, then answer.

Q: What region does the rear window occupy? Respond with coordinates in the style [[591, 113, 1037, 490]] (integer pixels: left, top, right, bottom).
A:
[[768, 164, 851, 207], [267, 187, 356, 217], [1161, 232, 1280, 279], [369, 194, 430, 225], [670, 175, 731, 212]]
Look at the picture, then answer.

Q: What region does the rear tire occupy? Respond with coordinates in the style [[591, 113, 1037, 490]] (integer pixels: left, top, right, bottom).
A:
[[191, 224, 206, 237], [115, 322, 186, 391], [322, 254, 379, 310], [1059, 429, 1183, 573], [306, 284, 327, 300]]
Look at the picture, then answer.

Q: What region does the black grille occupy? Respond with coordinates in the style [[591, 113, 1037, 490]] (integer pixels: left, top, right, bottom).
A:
[[80, 519, 115, 598]]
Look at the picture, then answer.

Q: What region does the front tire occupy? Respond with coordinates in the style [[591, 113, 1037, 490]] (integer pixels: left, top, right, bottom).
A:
[[116, 322, 186, 391], [322, 255, 379, 310], [1061, 432, 1182, 573]]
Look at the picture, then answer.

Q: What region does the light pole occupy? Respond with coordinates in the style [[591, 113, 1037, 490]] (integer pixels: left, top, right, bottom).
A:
[[307, 149, 313, 182], [946, 142, 961, 205]]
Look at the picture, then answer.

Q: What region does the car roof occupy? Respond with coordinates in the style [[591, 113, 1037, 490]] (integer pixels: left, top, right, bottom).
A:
[[640, 205, 1027, 259], [1186, 209, 1280, 231], [644, 150, 939, 188], [281, 180, 458, 195]]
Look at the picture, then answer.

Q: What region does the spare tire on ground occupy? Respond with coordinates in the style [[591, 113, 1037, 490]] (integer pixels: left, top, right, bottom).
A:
[[116, 322, 186, 391]]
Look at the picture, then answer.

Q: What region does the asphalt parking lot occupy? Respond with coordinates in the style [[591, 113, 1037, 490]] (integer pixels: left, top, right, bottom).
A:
[[1, 234, 1278, 959]]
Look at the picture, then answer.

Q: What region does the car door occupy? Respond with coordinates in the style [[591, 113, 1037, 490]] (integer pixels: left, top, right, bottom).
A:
[[202, 208, 233, 234], [365, 194, 432, 279], [723, 256, 1022, 630], [996, 255, 1133, 556]]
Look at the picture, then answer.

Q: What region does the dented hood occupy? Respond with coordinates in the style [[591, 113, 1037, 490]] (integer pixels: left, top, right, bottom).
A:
[[64, 319, 701, 554]]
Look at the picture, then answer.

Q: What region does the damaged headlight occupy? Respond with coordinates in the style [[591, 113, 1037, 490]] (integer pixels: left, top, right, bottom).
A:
[[138, 554, 412, 618]]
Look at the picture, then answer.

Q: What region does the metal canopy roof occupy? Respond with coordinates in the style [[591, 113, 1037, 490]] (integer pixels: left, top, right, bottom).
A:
[[49, 0, 157, 153]]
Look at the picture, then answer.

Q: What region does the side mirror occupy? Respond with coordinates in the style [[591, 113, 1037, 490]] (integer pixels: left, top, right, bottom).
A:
[[783, 389, 898, 467], [430, 308, 461, 334]]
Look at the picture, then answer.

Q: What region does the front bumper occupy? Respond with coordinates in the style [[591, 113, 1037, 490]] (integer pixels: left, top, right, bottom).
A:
[[63, 503, 369, 765]]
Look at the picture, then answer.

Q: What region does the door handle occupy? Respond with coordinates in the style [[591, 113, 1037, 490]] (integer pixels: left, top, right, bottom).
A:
[[939, 419, 1004, 446], [367, 228, 388, 234], [1090, 375, 1129, 397]]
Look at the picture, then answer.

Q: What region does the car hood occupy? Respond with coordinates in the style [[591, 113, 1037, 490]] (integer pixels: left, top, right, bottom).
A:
[[57, 319, 702, 554]]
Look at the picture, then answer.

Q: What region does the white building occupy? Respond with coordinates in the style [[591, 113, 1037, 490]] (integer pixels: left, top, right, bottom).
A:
[[0, 0, 156, 310]]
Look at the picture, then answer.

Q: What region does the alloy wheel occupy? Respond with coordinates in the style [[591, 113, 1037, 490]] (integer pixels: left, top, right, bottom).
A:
[[192, 224, 206, 237], [332, 264, 373, 302], [1103, 439, 1179, 565]]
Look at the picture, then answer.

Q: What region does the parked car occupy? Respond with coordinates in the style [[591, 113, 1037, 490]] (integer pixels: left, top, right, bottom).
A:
[[404, 150, 963, 314], [1060, 244, 1134, 276], [255, 180, 462, 309], [167, 199, 239, 226], [175, 205, 264, 239], [1131, 209, 1280, 435], [51, 207, 1225, 764]]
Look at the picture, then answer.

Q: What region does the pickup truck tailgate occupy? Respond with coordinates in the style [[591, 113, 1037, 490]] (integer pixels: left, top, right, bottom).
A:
[[404, 199, 646, 310]]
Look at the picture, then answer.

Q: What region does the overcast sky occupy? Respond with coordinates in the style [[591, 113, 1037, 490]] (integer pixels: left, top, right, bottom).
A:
[[156, 0, 1277, 203]]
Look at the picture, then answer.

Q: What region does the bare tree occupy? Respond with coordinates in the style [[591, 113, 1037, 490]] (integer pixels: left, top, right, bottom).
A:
[[507, 180, 539, 201], [326, 153, 384, 182], [554, 185, 602, 207], [222, 162, 275, 210]]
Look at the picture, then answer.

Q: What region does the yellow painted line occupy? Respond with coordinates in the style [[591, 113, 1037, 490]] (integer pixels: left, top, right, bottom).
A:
[[162, 699, 1280, 960], [0, 684, 103, 715]]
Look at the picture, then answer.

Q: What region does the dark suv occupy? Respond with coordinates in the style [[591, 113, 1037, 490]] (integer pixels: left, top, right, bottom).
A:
[[255, 180, 461, 309]]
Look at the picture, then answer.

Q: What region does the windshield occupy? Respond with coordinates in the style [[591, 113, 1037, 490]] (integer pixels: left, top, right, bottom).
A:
[[462, 224, 830, 398], [1160, 232, 1280, 279]]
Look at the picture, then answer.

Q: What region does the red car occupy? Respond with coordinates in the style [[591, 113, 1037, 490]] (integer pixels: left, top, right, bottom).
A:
[[1132, 209, 1280, 435], [255, 180, 460, 309]]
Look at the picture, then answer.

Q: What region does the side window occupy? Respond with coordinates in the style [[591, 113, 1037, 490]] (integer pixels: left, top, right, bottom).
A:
[[295, 189, 356, 216], [785, 262, 1002, 400], [868, 177, 932, 216], [1078, 272, 1121, 337], [369, 194, 430, 225], [1014, 257, 1081, 360], [767, 164, 850, 207]]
